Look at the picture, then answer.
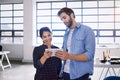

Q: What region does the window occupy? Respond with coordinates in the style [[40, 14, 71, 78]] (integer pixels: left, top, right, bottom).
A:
[[0, 3, 23, 44], [35, 0, 120, 47]]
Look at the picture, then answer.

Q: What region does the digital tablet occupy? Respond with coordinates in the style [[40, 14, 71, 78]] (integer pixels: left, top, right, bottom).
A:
[[45, 49, 63, 56]]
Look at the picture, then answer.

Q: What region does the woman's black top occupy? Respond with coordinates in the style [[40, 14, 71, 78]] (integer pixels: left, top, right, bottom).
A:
[[33, 44, 62, 80]]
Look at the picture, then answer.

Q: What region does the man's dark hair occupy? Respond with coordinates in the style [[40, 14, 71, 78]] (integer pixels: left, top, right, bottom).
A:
[[39, 27, 52, 38], [57, 7, 75, 18]]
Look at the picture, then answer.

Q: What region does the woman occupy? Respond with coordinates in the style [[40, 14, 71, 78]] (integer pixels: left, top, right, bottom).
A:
[[33, 27, 62, 80]]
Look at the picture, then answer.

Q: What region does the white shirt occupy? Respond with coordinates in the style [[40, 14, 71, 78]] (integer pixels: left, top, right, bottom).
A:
[[64, 29, 74, 73]]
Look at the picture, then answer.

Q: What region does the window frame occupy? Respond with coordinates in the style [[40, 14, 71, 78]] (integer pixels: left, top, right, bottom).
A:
[[0, 3, 24, 44], [35, 0, 120, 47]]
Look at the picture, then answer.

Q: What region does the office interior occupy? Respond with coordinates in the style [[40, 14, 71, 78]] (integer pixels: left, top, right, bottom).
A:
[[0, 0, 120, 80]]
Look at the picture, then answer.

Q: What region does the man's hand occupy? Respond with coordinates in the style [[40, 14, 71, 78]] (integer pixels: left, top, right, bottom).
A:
[[55, 50, 69, 60], [56, 51, 89, 61]]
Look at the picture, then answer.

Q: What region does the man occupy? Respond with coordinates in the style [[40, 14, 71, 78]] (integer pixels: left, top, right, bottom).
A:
[[55, 7, 95, 80]]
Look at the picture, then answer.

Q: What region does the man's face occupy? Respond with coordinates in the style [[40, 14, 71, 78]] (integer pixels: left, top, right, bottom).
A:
[[59, 12, 73, 28]]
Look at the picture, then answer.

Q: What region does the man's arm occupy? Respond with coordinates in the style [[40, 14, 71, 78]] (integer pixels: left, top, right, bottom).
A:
[[55, 51, 88, 61]]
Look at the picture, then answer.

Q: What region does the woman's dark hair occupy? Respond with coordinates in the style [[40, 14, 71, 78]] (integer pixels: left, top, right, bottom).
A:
[[39, 27, 52, 38], [57, 7, 75, 18]]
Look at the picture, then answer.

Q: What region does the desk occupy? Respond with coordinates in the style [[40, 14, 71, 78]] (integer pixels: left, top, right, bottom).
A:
[[94, 62, 120, 80], [0, 51, 11, 71]]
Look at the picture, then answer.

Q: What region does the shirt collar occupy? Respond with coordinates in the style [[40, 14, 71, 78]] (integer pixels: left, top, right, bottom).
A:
[[66, 23, 81, 32], [76, 22, 81, 29]]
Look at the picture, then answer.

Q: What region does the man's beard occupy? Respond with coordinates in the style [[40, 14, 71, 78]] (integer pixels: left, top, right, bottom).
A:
[[65, 17, 73, 28]]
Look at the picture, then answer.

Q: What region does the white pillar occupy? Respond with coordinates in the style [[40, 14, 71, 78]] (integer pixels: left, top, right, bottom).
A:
[[23, 0, 36, 62]]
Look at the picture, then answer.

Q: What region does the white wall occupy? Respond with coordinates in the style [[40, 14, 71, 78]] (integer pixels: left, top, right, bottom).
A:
[[2, 44, 23, 60]]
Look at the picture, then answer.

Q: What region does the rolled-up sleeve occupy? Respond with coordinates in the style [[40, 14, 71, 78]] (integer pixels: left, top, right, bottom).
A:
[[84, 28, 95, 60]]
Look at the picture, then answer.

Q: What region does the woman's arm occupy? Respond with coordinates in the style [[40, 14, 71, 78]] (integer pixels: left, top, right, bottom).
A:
[[33, 47, 44, 69], [40, 50, 52, 64], [33, 46, 52, 69]]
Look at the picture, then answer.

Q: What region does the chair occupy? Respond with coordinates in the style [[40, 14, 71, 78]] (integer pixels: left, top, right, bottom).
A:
[[0, 45, 2, 51], [0, 45, 2, 58], [0, 45, 3, 70], [104, 76, 120, 80]]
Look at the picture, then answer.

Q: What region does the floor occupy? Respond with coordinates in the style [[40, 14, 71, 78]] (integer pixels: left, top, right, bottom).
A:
[[0, 61, 119, 80], [0, 61, 36, 80]]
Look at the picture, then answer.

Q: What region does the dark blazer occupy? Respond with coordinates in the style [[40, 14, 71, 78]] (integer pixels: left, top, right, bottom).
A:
[[33, 44, 62, 80]]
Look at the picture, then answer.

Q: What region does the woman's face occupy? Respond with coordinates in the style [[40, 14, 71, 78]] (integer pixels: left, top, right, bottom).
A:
[[41, 31, 52, 46]]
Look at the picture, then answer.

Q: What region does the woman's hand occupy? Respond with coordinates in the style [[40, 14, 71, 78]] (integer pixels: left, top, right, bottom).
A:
[[40, 50, 52, 64], [43, 50, 52, 59]]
